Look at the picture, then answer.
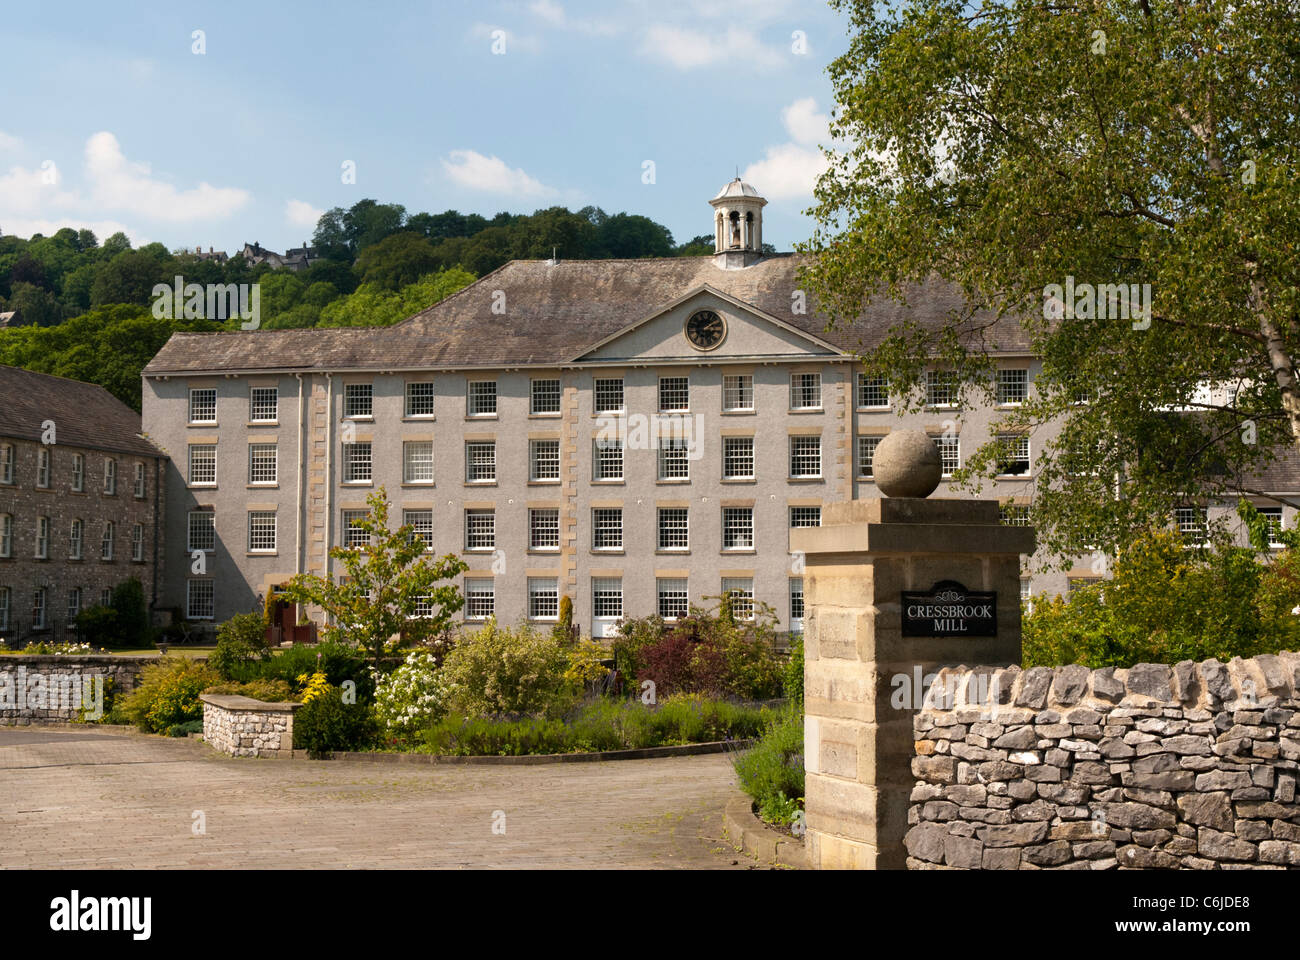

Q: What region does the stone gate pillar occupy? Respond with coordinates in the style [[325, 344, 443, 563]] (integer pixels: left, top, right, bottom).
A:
[[790, 433, 1035, 869]]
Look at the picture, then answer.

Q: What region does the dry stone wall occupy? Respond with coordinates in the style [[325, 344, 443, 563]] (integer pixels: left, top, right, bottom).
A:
[[200, 693, 299, 758], [0, 655, 158, 724], [905, 653, 1300, 870]]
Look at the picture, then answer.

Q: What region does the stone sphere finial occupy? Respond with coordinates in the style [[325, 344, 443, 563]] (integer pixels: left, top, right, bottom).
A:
[[872, 429, 942, 498]]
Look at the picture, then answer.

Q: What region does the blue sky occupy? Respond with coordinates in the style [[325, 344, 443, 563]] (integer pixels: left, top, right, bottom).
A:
[[1, 0, 848, 257]]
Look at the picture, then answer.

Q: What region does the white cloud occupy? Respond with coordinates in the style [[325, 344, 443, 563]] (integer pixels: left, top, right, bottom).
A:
[[84, 131, 250, 222], [638, 24, 785, 70], [441, 149, 558, 199], [528, 0, 620, 35], [782, 97, 830, 146], [741, 98, 833, 199], [0, 163, 76, 215], [286, 199, 323, 229]]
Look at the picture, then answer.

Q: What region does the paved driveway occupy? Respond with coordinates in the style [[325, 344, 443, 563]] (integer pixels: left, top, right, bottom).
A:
[[0, 727, 750, 869]]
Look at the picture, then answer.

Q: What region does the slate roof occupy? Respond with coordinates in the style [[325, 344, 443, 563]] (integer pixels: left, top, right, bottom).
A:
[[0, 365, 162, 458], [143, 254, 1031, 375]]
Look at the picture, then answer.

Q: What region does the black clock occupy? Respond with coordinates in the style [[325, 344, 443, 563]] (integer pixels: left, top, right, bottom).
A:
[[685, 310, 725, 350]]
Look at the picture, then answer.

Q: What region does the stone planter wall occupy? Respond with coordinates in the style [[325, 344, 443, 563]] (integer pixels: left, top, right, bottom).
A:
[[0, 655, 162, 724], [200, 693, 300, 758], [904, 652, 1300, 870]]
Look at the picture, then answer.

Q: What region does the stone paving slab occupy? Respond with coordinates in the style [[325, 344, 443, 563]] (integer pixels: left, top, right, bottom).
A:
[[0, 726, 751, 869]]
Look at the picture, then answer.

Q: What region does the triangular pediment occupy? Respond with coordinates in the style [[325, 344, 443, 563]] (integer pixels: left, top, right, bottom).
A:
[[570, 285, 843, 363]]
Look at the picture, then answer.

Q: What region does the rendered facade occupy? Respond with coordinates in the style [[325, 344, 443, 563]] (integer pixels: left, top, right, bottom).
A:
[[139, 179, 1299, 631]]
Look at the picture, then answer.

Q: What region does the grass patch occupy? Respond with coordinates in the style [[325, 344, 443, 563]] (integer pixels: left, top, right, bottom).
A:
[[732, 706, 805, 829]]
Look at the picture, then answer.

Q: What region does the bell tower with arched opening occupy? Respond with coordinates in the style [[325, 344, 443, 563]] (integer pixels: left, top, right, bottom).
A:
[[709, 177, 767, 269]]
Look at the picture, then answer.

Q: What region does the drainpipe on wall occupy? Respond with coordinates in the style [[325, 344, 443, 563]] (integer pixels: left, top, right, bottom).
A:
[[294, 372, 304, 577], [323, 372, 334, 587], [151, 455, 160, 616]]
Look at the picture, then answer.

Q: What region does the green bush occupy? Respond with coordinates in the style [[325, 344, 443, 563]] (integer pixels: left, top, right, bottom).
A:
[[111, 578, 150, 648], [120, 657, 222, 734], [210, 613, 272, 678], [1023, 522, 1300, 668], [292, 684, 379, 758], [732, 707, 805, 827], [202, 679, 296, 701], [232, 642, 375, 702], [74, 606, 119, 649], [784, 634, 804, 709], [440, 619, 571, 716], [421, 696, 772, 756], [633, 603, 784, 700]]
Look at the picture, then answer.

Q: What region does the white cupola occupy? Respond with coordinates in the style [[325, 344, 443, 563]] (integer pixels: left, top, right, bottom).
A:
[[709, 177, 767, 269]]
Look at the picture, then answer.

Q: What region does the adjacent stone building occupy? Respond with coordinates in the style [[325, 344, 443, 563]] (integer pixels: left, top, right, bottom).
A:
[[139, 178, 1300, 631], [0, 366, 165, 642]]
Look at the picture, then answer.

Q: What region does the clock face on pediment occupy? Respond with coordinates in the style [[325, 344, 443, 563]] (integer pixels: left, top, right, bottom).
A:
[[684, 310, 726, 351]]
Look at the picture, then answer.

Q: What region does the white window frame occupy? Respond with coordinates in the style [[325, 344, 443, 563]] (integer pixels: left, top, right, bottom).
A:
[[189, 388, 217, 423], [249, 444, 278, 485], [790, 372, 822, 411], [71, 453, 84, 492], [592, 577, 623, 622], [104, 458, 117, 495], [657, 577, 688, 620], [465, 441, 496, 483], [187, 512, 215, 553], [1175, 506, 1208, 547], [0, 444, 11, 484], [593, 377, 624, 414], [789, 578, 805, 631], [592, 508, 623, 551], [0, 586, 8, 630], [344, 383, 373, 419], [342, 442, 372, 483], [530, 378, 561, 415], [657, 507, 689, 551], [134, 461, 146, 498], [857, 373, 890, 409], [36, 448, 50, 488], [187, 580, 215, 621], [405, 381, 436, 418], [101, 521, 115, 561], [658, 376, 690, 413], [69, 518, 83, 559], [593, 438, 624, 481], [250, 386, 279, 422], [131, 523, 144, 561], [467, 380, 498, 417], [529, 508, 560, 551], [935, 436, 960, 477], [657, 437, 690, 481], [341, 509, 371, 548], [789, 435, 822, 479], [32, 588, 46, 630], [858, 436, 881, 479], [403, 440, 435, 484], [188, 445, 216, 486], [721, 577, 755, 622], [1258, 506, 1285, 548], [0, 514, 9, 558], [722, 507, 755, 551], [403, 509, 434, 552], [722, 436, 755, 480], [528, 578, 560, 621], [464, 578, 495, 620], [67, 587, 81, 623], [997, 368, 1028, 406], [35, 515, 49, 559], [247, 512, 276, 553], [926, 371, 958, 408], [722, 374, 754, 412], [465, 509, 496, 551], [529, 439, 560, 482], [996, 435, 1031, 477], [789, 506, 821, 528]]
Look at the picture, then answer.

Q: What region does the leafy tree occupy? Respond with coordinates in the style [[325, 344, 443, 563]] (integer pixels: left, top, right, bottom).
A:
[[801, 0, 1300, 563], [354, 231, 441, 290], [675, 234, 715, 256], [90, 249, 171, 307], [111, 577, 151, 648], [317, 267, 475, 328], [597, 213, 674, 258], [5, 282, 65, 327], [280, 488, 468, 664]]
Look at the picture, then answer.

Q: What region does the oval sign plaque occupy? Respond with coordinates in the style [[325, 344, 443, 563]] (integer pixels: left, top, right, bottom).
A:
[[901, 580, 997, 637]]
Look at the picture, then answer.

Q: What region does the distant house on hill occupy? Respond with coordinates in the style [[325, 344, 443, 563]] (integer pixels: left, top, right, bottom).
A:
[[239, 241, 320, 273], [190, 247, 229, 265], [0, 310, 25, 328]]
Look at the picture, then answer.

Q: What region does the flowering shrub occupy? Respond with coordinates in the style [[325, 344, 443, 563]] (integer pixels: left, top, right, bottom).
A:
[[296, 671, 329, 704], [440, 619, 571, 716], [18, 640, 103, 655], [121, 657, 222, 734], [372, 648, 450, 742], [562, 639, 611, 690]]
